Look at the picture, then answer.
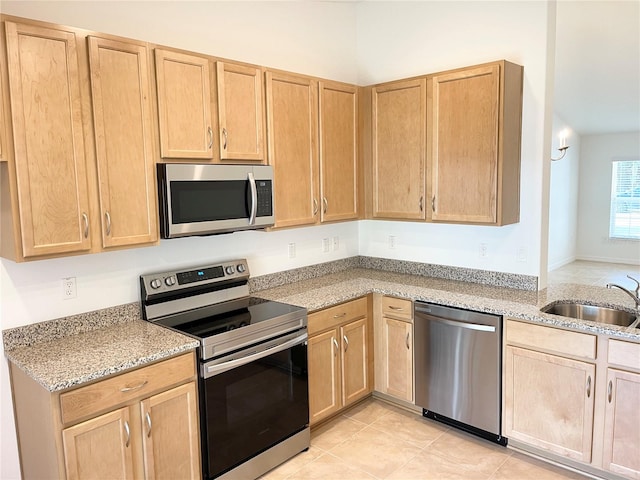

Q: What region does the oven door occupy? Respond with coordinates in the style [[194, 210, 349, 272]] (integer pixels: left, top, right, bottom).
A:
[[201, 330, 309, 479]]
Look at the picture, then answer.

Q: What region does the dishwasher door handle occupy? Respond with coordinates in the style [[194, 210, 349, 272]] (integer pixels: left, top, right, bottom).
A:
[[418, 314, 496, 332]]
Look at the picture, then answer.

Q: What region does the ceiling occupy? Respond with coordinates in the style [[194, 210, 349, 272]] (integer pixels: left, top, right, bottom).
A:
[[554, 1, 640, 136]]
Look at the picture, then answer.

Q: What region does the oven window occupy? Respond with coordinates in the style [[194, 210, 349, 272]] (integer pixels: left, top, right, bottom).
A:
[[170, 180, 248, 223], [202, 343, 308, 479]]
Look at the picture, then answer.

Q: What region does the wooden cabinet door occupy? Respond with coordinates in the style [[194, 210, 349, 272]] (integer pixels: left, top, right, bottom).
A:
[[4, 21, 92, 257], [88, 37, 158, 248], [155, 49, 213, 159], [383, 317, 413, 402], [266, 71, 319, 228], [62, 407, 134, 480], [308, 328, 341, 425], [429, 65, 499, 223], [341, 317, 369, 407], [319, 81, 358, 222], [602, 368, 640, 479], [372, 79, 425, 220], [216, 62, 264, 161], [140, 382, 200, 480], [505, 346, 595, 463]]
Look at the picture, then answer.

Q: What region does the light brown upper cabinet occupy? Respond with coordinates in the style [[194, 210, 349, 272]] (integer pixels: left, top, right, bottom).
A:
[[155, 49, 214, 159], [319, 81, 359, 222], [88, 36, 158, 249], [266, 71, 319, 228], [372, 78, 426, 220], [428, 61, 523, 225], [3, 21, 92, 258], [216, 62, 265, 162]]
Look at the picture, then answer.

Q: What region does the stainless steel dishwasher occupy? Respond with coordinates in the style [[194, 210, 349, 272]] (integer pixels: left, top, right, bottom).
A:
[[414, 301, 506, 445]]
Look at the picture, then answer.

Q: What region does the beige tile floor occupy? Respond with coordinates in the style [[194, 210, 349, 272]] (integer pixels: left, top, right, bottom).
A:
[[548, 260, 639, 287], [261, 398, 588, 480]]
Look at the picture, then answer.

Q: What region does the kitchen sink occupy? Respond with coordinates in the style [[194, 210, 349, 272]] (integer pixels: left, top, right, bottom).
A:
[[542, 302, 638, 327]]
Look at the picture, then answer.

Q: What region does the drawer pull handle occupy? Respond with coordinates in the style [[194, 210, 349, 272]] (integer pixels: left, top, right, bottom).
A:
[[82, 212, 89, 238], [343, 335, 349, 352], [120, 380, 148, 393], [406, 332, 410, 349], [145, 412, 152, 437], [333, 312, 347, 319], [124, 420, 131, 447], [105, 211, 111, 236], [388, 306, 403, 311], [608, 380, 613, 403], [586, 376, 592, 398], [222, 128, 228, 150], [207, 126, 213, 149], [313, 198, 318, 216], [332, 337, 339, 356]]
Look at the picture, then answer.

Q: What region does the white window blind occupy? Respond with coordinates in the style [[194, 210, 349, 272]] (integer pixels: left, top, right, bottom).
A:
[[609, 159, 640, 240]]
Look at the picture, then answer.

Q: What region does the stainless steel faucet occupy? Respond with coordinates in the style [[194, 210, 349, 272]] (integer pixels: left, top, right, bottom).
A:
[[606, 275, 640, 310]]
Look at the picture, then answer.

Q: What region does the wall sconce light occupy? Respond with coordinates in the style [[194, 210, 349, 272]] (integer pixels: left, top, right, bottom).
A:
[[551, 130, 570, 161]]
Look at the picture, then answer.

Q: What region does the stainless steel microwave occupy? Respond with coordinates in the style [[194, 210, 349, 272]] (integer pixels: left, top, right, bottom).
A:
[[157, 163, 274, 238]]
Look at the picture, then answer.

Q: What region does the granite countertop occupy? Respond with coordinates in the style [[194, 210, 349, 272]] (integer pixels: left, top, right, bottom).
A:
[[4, 315, 199, 392], [252, 268, 640, 341], [4, 264, 639, 393]]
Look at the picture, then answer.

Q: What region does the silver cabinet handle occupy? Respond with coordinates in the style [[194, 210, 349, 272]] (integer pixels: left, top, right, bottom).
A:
[[431, 196, 436, 212], [419, 196, 423, 212], [82, 212, 89, 238], [120, 380, 148, 393], [124, 420, 130, 447], [105, 211, 111, 236], [323, 197, 328, 214], [145, 412, 152, 437], [406, 332, 410, 350], [247, 172, 257, 225], [207, 126, 213, 149], [313, 198, 318, 216], [332, 337, 339, 356], [586, 376, 592, 398], [222, 128, 228, 150], [388, 306, 403, 311], [343, 335, 349, 352], [608, 380, 613, 403], [333, 312, 347, 319]]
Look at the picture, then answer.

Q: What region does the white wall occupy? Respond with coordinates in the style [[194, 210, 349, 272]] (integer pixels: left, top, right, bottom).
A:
[[0, 2, 556, 478], [577, 131, 640, 264], [356, 1, 554, 276], [547, 115, 580, 270]]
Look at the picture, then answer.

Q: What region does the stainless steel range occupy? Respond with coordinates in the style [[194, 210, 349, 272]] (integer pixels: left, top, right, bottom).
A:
[[140, 259, 309, 480]]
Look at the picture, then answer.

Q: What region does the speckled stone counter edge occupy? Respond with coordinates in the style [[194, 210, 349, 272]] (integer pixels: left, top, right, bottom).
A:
[[3, 302, 141, 350], [248, 256, 538, 292]]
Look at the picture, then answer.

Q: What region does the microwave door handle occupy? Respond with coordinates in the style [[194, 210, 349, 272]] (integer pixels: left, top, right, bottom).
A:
[[248, 172, 257, 225]]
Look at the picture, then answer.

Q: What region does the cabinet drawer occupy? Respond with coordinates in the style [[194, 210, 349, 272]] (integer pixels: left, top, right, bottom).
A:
[[608, 339, 640, 371], [60, 353, 195, 425], [309, 297, 367, 336], [506, 320, 596, 360], [382, 296, 412, 321]]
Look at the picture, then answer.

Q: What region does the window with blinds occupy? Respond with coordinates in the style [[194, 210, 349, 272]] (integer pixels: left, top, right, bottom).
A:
[[609, 159, 640, 240]]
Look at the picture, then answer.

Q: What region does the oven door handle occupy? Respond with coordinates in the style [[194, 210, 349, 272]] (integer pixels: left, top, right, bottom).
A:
[[203, 332, 307, 378]]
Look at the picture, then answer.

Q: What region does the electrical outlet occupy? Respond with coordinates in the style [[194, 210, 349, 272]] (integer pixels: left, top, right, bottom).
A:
[[479, 243, 488, 258], [288, 243, 296, 259], [322, 238, 330, 253], [517, 246, 528, 262], [62, 277, 77, 299], [388, 235, 397, 249], [332, 236, 339, 251]]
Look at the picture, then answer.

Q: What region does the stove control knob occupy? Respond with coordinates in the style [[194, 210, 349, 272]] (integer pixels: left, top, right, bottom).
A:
[[164, 276, 176, 287], [225, 266, 235, 275], [150, 278, 162, 289], [236, 264, 246, 273]]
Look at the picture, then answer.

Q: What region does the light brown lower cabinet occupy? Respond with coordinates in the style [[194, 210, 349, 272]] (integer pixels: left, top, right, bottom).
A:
[[505, 319, 640, 479], [307, 296, 372, 425], [10, 352, 200, 480], [504, 345, 595, 462], [374, 296, 414, 403]]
